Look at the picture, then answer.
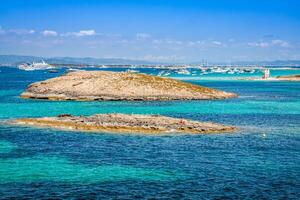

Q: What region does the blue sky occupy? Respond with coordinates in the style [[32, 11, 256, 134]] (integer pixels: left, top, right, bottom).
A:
[[0, 0, 300, 62]]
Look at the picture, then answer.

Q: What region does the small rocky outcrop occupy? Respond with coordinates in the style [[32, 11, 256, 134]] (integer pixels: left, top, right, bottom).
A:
[[276, 74, 300, 81], [12, 114, 236, 134]]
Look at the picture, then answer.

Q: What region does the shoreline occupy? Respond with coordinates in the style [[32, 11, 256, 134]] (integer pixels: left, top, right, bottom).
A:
[[239, 74, 300, 81]]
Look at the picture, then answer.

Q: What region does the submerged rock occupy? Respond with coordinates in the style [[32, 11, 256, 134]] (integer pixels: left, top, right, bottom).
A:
[[12, 114, 236, 134], [21, 71, 237, 101]]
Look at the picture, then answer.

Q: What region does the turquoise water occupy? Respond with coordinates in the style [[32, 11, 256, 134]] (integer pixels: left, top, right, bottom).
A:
[[0, 140, 17, 153], [0, 155, 180, 183], [0, 67, 299, 199]]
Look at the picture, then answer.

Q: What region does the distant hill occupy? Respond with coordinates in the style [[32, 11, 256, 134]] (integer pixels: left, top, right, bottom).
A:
[[1, 55, 300, 67], [0, 55, 155, 66]]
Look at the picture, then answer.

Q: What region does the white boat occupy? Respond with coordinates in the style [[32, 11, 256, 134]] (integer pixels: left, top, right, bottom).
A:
[[163, 72, 171, 76], [18, 63, 30, 70], [157, 70, 166, 76], [126, 69, 139, 73], [237, 69, 245, 74], [211, 67, 228, 73], [176, 69, 191, 75], [233, 68, 239, 73], [262, 68, 270, 79], [157, 70, 171, 77], [66, 68, 82, 72], [18, 60, 54, 71], [227, 70, 235, 74]]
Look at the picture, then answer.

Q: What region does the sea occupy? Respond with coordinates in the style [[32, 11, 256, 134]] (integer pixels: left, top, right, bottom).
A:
[[0, 66, 299, 199]]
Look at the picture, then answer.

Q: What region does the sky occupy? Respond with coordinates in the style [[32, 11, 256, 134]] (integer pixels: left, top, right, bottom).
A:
[[0, 0, 300, 62]]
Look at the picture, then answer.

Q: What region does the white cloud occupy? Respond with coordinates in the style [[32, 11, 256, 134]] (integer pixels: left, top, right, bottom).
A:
[[187, 41, 196, 46], [248, 42, 269, 48], [196, 40, 206, 45], [42, 30, 57, 37], [77, 30, 96, 36], [0, 29, 4, 35], [0, 27, 35, 35], [136, 33, 151, 40], [247, 39, 291, 48], [272, 39, 290, 48], [152, 39, 183, 45], [72, 30, 96, 37], [9, 29, 35, 35], [166, 40, 183, 45], [212, 41, 222, 46], [152, 39, 163, 44], [52, 39, 64, 45], [116, 39, 135, 44]]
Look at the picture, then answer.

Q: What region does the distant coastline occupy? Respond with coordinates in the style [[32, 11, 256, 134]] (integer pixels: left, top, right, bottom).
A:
[[1, 55, 300, 67]]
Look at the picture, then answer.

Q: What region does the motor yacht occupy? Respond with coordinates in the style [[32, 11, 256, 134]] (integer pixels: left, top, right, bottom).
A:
[[18, 60, 53, 71]]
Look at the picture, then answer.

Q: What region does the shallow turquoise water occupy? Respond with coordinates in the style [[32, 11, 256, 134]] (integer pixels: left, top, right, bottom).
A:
[[0, 67, 299, 199], [0, 140, 17, 153], [0, 155, 180, 183]]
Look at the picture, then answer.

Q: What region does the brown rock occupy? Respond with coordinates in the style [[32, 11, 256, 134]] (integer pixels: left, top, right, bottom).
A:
[[276, 74, 300, 81], [12, 113, 236, 135], [20, 71, 237, 101]]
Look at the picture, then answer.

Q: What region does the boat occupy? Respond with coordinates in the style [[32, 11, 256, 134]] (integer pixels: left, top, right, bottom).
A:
[[157, 70, 165, 76], [176, 69, 191, 75], [262, 68, 270, 79], [18, 63, 31, 70], [18, 60, 54, 71], [163, 72, 171, 76], [211, 67, 227, 73], [227, 70, 235, 74], [48, 69, 59, 73], [237, 69, 245, 74], [66, 68, 82, 72], [244, 68, 255, 73], [157, 70, 171, 77], [126, 69, 139, 73]]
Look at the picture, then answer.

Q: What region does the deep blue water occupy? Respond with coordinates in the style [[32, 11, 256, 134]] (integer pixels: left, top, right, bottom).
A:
[[0, 67, 299, 199]]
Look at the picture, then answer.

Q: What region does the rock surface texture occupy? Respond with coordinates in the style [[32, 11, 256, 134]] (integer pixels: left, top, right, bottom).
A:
[[21, 71, 237, 101], [276, 74, 300, 81], [13, 114, 236, 134]]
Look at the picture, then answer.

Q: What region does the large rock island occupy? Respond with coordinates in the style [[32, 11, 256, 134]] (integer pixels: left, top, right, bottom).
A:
[[12, 114, 236, 134], [21, 71, 237, 101]]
